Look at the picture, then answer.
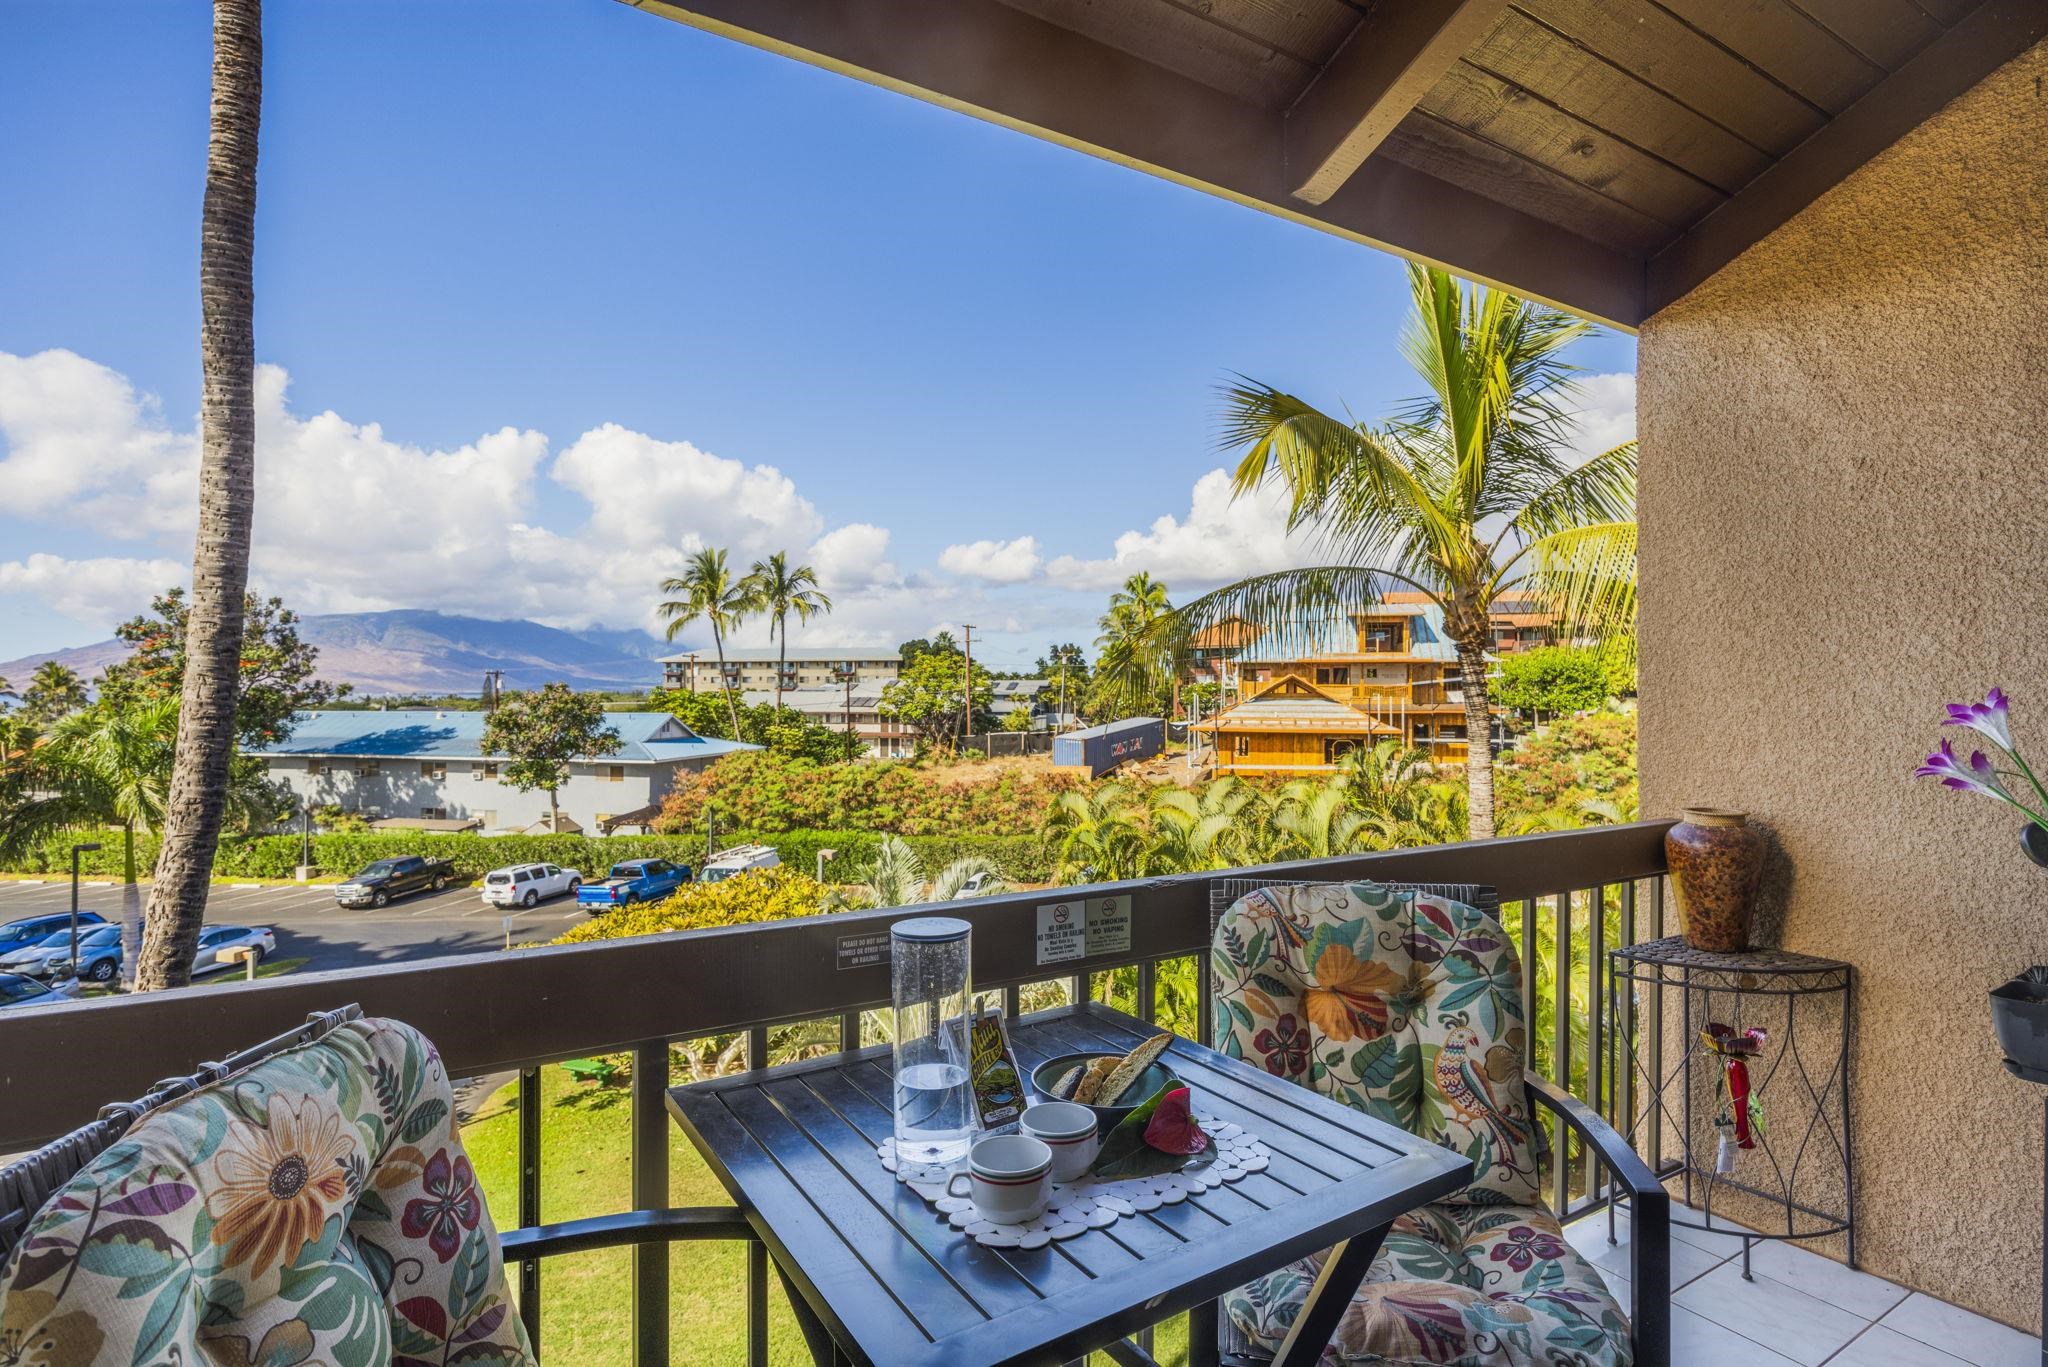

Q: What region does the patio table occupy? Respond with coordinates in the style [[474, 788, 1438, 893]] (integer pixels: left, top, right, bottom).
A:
[[668, 1001, 1472, 1367]]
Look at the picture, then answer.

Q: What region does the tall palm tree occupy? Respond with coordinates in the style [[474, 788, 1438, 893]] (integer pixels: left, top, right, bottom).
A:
[[23, 661, 88, 722], [42, 701, 177, 986], [746, 551, 832, 712], [1093, 572, 1180, 720], [658, 546, 762, 739], [1175, 264, 1636, 839], [139, 0, 264, 992]]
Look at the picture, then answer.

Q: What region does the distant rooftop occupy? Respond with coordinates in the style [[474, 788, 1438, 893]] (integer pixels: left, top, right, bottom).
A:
[[659, 647, 898, 664], [251, 710, 759, 764]]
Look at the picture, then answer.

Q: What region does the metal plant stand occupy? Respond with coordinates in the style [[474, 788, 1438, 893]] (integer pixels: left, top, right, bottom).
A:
[[1608, 937, 1855, 1276]]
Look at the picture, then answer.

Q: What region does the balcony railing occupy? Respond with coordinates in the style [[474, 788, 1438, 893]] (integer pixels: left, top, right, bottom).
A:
[[0, 821, 1673, 1365]]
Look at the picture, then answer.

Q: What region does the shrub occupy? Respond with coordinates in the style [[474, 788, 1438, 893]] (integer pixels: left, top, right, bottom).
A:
[[656, 751, 1087, 838], [549, 867, 834, 943]]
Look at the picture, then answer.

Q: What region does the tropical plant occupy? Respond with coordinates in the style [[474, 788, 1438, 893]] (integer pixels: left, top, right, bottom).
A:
[[1146, 777, 1257, 873], [657, 546, 763, 738], [22, 661, 89, 723], [1173, 264, 1637, 839], [1045, 784, 1147, 882], [481, 684, 624, 831], [836, 835, 1008, 909], [744, 551, 832, 711], [139, 0, 265, 992], [1494, 645, 1612, 721], [1091, 573, 1181, 720], [1269, 777, 1373, 861]]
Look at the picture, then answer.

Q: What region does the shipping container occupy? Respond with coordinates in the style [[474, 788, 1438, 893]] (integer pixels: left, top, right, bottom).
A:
[[1052, 717, 1163, 777]]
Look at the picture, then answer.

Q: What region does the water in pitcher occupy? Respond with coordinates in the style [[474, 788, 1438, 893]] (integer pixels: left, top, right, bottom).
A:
[[893, 1061, 975, 1165]]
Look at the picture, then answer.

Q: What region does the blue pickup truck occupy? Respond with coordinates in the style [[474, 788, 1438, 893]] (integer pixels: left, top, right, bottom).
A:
[[575, 859, 691, 910]]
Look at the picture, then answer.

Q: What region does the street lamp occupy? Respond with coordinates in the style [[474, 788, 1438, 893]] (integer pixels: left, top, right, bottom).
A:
[[69, 841, 102, 983], [816, 847, 837, 883]]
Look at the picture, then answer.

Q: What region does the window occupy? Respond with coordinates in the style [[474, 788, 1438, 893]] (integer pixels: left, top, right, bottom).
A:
[[420, 807, 447, 820], [1413, 722, 1431, 739], [1314, 666, 1349, 685], [602, 765, 626, 783], [1324, 738, 1359, 764], [543, 865, 560, 877], [514, 869, 532, 883], [305, 759, 324, 777], [478, 762, 500, 779], [1363, 668, 1380, 680], [358, 761, 382, 778], [421, 762, 447, 780], [1233, 736, 1249, 757]]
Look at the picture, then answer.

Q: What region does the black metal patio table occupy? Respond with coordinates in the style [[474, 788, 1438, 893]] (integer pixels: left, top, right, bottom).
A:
[[668, 1001, 1473, 1367]]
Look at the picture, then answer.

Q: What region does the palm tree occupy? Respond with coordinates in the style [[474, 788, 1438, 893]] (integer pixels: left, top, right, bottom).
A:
[[658, 546, 762, 739], [1174, 264, 1637, 839], [841, 836, 1007, 908], [139, 0, 264, 992], [1046, 784, 1148, 882], [41, 701, 177, 985], [1271, 777, 1374, 861], [1092, 573, 1180, 720], [746, 552, 832, 712], [1147, 777, 1256, 873], [23, 661, 88, 722]]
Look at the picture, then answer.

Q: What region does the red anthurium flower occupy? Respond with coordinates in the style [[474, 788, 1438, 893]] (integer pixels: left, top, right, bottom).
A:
[[1143, 1086, 1208, 1155]]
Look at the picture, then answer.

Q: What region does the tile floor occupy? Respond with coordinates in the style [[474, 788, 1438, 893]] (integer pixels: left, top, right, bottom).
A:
[[1563, 1206, 2038, 1366]]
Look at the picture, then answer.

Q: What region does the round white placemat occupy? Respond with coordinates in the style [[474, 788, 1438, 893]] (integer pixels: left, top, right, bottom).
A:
[[877, 1118, 1272, 1248]]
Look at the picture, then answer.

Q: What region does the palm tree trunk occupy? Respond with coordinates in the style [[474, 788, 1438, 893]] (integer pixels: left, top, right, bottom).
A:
[[1455, 638, 1496, 841], [775, 611, 787, 715], [138, 0, 261, 992], [713, 624, 741, 739], [120, 819, 141, 990]]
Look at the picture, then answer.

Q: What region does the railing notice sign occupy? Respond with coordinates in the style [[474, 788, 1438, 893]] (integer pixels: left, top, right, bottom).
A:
[[1036, 896, 1132, 965], [1086, 895, 1132, 956], [836, 930, 892, 971], [1036, 900, 1087, 964]]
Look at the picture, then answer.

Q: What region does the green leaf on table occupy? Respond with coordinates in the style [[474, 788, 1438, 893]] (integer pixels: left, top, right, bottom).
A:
[[1089, 1085, 1218, 1181]]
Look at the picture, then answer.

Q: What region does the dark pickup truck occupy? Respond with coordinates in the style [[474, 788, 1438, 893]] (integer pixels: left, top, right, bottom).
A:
[[334, 855, 457, 908]]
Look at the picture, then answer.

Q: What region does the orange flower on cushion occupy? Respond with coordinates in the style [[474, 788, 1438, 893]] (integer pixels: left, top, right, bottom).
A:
[[205, 1093, 355, 1272], [1303, 943, 1400, 1043]]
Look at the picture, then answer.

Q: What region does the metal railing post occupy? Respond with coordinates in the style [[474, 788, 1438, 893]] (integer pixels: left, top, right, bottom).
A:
[[518, 1066, 542, 1353], [631, 1040, 669, 1367]]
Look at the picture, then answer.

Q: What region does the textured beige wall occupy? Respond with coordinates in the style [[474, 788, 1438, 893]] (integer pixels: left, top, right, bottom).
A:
[[1639, 40, 2048, 1328]]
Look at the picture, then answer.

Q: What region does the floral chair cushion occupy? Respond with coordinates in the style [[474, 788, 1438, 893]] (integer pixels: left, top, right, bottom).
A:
[[1211, 880, 1540, 1207], [1222, 1202, 1632, 1366], [0, 1016, 533, 1367]]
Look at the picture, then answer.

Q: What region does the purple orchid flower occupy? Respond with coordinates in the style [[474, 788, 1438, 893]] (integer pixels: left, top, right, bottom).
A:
[[1944, 688, 2016, 751], [1915, 739, 2006, 798]]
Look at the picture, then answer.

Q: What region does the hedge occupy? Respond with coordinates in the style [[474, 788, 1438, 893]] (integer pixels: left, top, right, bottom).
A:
[[10, 828, 1055, 885]]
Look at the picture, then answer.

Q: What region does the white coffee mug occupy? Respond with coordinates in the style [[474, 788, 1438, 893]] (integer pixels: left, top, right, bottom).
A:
[[1020, 1102, 1098, 1183], [968, 1134, 1052, 1224]]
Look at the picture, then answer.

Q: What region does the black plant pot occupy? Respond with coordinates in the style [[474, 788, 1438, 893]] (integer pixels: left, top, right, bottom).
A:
[[1993, 972, 2048, 1078], [2025, 822, 2048, 870]]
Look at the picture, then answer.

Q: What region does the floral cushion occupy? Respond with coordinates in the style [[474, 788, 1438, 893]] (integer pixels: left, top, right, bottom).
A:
[[1211, 881, 1540, 1207], [1222, 1202, 1632, 1365], [0, 1016, 533, 1367]]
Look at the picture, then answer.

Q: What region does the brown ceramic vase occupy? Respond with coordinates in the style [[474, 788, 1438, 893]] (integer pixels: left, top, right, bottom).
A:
[[1665, 808, 1765, 953]]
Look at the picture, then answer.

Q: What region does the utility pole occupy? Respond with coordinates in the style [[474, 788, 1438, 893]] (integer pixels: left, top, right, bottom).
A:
[[961, 624, 976, 747]]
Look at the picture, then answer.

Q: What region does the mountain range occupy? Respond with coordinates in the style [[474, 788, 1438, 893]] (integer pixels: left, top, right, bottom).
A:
[[0, 611, 680, 696]]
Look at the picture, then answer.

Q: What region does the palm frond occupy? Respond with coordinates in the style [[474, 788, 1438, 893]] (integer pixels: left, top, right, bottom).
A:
[[1167, 566, 1434, 660], [1498, 521, 1638, 660], [1506, 441, 1638, 545]]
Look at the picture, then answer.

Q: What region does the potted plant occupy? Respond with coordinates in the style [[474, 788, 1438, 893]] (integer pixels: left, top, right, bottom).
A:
[[1914, 688, 2048, 1074]]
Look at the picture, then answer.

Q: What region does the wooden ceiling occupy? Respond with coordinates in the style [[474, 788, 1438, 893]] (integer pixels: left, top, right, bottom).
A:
[[624, 0, 2045, 326]]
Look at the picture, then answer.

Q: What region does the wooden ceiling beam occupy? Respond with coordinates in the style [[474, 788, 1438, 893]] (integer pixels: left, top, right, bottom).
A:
[[624, 0, 1646, 325], [1645, 0, 2048, 314], [1284, 0, 1513, 205]]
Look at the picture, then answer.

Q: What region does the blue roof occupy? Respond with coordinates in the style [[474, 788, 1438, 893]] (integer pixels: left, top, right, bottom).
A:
[[252, 710, 759, 765]]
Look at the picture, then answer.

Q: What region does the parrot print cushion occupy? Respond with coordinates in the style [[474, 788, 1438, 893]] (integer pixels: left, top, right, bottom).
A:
[[1222, 1202, 1633, 1365], [0, 1016, 534, 1367], [1211, 880, 1540, 1208]]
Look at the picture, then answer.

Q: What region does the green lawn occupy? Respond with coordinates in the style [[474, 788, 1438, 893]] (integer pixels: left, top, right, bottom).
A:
[[461, 1063, 1190, 1365]]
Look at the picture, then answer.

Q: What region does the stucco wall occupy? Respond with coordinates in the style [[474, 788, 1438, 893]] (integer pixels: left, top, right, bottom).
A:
[[1638, 40, 2048, 1327]]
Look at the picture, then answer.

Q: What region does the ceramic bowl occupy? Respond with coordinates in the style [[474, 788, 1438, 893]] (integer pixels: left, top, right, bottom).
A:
[[1029, 1050, 1180, 1131]]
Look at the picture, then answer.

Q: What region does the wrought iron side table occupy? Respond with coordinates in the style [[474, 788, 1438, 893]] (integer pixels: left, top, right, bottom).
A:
[[1608, 937, 1855, 1276]]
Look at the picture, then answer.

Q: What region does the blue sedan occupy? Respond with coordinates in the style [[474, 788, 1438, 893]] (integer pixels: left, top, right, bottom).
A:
[[0, 973, 78, 1010], [0, 924, 122, 983]]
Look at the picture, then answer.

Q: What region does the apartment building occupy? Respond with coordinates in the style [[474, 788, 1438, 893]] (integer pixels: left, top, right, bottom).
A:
[[659, 647, 900, 694]]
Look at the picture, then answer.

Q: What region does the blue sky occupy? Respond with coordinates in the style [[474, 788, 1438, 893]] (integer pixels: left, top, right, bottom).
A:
[[0, 0, 1635, 671]]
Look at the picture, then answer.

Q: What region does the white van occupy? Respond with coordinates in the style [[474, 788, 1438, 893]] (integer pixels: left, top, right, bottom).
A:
[[698, 844, 781, 883]]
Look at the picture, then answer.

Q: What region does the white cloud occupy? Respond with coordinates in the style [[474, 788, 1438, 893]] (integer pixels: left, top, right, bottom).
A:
[[1565, 371, 1636, 461], [550, 424, 824, 559], [0, 553, 188, 626], [0, 350, 197, 523], [938, 535, 1041, 584], [1046, 469, 1316, 594], [808, 523, 899, 591]]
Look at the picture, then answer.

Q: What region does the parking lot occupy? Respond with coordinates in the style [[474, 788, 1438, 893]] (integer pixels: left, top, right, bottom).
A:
[[0, 877, 591, 978]]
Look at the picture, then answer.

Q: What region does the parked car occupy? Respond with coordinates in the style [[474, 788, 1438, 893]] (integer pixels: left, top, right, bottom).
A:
[[0, 972, 78, 1010], [0, 911, 107, 952], [698, 844, 781, 884], [481, 862, 582, 909], [2, 924, 122, 983], [576, 859, 690, 909], [333, 856, 457, 908], [191, 925, 277, 975]]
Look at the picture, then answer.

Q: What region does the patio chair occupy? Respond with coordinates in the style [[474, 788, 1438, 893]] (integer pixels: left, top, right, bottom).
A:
[[0, 1005, 536, 1365], [1205, 878, 1669, 1366]]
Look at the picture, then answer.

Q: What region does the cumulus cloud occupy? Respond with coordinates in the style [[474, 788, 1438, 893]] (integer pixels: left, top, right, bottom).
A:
[[938, 535, 1041, 584], [1046, 469, 1315, 594], [807, 523, 900, 591], [0, 552, 188, 626], [1565, 372, 1636, 461]]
